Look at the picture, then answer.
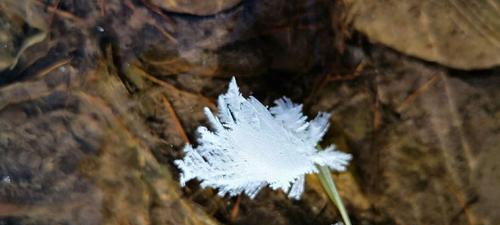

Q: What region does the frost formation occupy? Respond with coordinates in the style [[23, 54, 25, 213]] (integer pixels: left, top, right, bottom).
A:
[[175, 77, 351, 199]]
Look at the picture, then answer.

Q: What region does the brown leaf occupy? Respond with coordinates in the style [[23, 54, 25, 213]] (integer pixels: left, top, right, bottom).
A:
[[347, 0, 500, 69]]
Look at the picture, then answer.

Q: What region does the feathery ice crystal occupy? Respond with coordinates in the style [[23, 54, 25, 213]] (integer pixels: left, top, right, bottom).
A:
[[175, 77, 351, 199]]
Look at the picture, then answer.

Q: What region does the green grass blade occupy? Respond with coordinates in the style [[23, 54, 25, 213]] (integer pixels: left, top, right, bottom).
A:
[[316, 164, 352, 225]]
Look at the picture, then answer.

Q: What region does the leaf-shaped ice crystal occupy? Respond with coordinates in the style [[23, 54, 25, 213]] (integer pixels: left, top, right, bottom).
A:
[[175, 77, 351, 199]]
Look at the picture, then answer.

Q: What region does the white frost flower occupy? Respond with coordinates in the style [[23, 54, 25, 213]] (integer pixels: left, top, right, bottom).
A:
[[175, 77, 351, 199]]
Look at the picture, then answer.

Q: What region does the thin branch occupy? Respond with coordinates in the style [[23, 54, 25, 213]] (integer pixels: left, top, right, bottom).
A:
[[34, 58, 71, 79], [33, 0, 83, 23], [161, 95, 190, 144], [230, 195, 241, 221], [134, 66, 216, 109], [396, 74, 440, 112]]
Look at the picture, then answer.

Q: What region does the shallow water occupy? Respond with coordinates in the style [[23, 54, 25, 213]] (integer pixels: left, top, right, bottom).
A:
[[1, 1, 500, 225]]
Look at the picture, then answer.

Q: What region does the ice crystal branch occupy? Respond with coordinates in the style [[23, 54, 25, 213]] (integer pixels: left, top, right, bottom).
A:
[[175, 77, 351, 199]]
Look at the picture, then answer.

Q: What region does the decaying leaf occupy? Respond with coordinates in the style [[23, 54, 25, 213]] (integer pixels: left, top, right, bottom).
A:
[[0, 0, 48, 71], [149, 0, 242, 16], [346, 0, 500, 69], [313, 48, 500, 225]]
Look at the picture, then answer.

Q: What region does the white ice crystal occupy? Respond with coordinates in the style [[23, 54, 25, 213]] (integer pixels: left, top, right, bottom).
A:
[[175, 77, 351, 199]]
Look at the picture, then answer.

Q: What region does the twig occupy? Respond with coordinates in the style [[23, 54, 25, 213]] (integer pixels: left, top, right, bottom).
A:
[[445, 184, 478, 225], [123, 0, 135, 10], [34, 58, 71, 79], [161, 95, 190, 144], [134, 66, 216, 109], [33, 0, 83, 23], [122, 0, 177, 43], [373, 92, 382, 130], [326, 61, 366, 82], [230, 195, 241, 221], [305, 61, 366, 107], [396, 74, 441, 112], [151, 23, 178, 44], [99, 0, 105, 16], [0, 203, 27, 216], [138, 0, 177, 25], [47, 0, 61, 25]]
